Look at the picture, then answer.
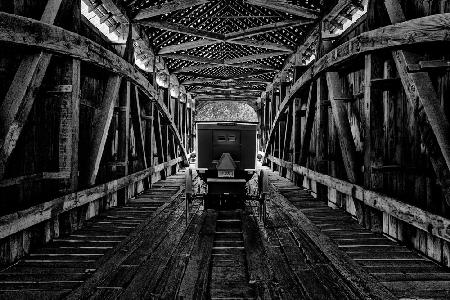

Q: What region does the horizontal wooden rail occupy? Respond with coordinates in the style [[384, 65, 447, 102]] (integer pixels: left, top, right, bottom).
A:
[[0, 157, 182, 240], [264, 13, 450, 154], [0, 12, 187, 160], [267, 155, 450, 243], [0, 172, 70, 188]]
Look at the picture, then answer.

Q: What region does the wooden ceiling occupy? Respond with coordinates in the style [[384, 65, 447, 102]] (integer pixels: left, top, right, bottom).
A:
[[119, 0, 336, 103]]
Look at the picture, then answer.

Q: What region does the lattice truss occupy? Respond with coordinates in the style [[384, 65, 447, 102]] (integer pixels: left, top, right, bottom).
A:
[[110, 0, 317, 102], [104, 0, 364, 106]]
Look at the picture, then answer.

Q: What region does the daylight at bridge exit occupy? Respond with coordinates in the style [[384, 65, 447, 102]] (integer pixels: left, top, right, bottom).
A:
[[0, 0, 450, 299]]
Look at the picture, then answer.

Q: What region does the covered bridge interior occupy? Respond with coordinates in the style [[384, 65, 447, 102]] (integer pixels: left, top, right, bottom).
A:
[[1, 0, 450, 299]]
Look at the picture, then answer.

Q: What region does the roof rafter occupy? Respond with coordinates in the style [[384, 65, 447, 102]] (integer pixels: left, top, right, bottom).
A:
[[226, 51, 288, 64], [136, 20, 225, 40], [182, 78, 270, 85], [192, 87, 265, 92], [158, 39, 218, 54], [245, 0, 320, 19], [172, 61, 278, 73], [134, 0, 209, 20], [224, 19, 313, 40], [150, 19, 299, 54]]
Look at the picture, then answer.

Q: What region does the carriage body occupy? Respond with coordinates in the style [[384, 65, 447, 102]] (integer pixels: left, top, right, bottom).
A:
[[194, 122, 258, 208]]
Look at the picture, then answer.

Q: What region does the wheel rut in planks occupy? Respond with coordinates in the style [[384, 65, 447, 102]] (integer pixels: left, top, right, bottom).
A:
[[209, 210, 256, 300]]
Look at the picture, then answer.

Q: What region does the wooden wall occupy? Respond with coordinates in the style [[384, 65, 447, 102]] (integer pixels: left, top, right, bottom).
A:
[[262, 0, 450, 267], [0, 0, 191, 266]]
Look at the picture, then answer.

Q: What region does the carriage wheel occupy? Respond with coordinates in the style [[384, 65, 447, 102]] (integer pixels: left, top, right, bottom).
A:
[[185, 168, 193, 226], [258, 169, 269, 224]]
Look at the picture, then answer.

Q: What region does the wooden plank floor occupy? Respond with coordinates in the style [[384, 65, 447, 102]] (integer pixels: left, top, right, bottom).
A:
[[3, 169, 448, 299], [268, 171, 450, 300], [0, 172, 188, 299]]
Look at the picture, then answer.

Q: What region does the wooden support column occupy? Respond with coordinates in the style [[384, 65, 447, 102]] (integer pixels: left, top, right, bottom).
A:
[[264, 93, 271, 144], [161, 89, 169, 177], [299, 84, 316, 166], [0, 0, 64, 180], [130, 86, 148, 171], [86, 75, 122, 186], [116, 80, 130, 204], [144, 101, 154, 168], [117, 81, 130, 177], [316, 76, 328, 174], [385, 0, 450, 204], [363, 54, 385, 232], [55, 0, 81, 194], [153, 108, 166, 180], [293, 97, 302, 164], [326, 72, 358, 183], [283, 102, 294, 180]]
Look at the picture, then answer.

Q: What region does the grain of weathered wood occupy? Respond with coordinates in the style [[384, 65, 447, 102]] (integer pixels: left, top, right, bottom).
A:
[[299, 84, 316, 166], [241, 209, 274, 299], [130, 86, 148, 169], [65, 187, 184, 299], [268, 176, 397, 299], [177, 210, 217, 299], [0, 12, 188, 161], [86, 75, 122, 186], [270, 157, 450, 244], [384, 0, 450, 205], [263, 13, 450, 150], [326, 72, 358, 183]]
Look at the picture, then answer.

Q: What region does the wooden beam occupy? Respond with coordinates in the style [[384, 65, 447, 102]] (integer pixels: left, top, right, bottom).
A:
[[173, 62, 278, 73], [0, 157, 182, 241], [56, 58, 81, 193], [268, 156, 450, 246], [245, 0, 320, 19], [158, 39, 218, 54], [225, 20, 313, 40], [192, 88, 264, 93], [326, 72, 358, 183], [0, 12, 189, 163], [159, 54, 222, 64], [117, 81, 131, 181], [153, 109, 165, 179], [226, 52, 290, 64], [0, 0, 64, 180], [298, 84, 316, 166], [182, 78, 269, 85], [195, 95, 258, 100], [262, 13, 450, 160], [384, 0, 450, 204], [86, 75, 122, 186], [136, 20, 224, 40], [178, 70, 274, 81], [134, 0, 209, 20], [0, 12, 158, 99], [227, 38, 294, 52], [363, 54, 384, 191], [131, 86, 148, 170]]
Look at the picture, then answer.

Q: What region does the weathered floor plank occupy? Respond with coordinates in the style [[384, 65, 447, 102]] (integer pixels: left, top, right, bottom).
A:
[[0, 171, 187, 299], [267, 170, 450, 300]]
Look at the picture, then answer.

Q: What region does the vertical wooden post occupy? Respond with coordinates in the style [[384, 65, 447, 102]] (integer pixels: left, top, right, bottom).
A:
[[299, 83, 317, 167], [116, 81, 130, 205], [0, 0, 64, 179], [153, 108, 166, 180], [56, 0, 80, 194], [316, 76, 328, 174], [363, 54, 385, 232], [326, 72, 359, 183]]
